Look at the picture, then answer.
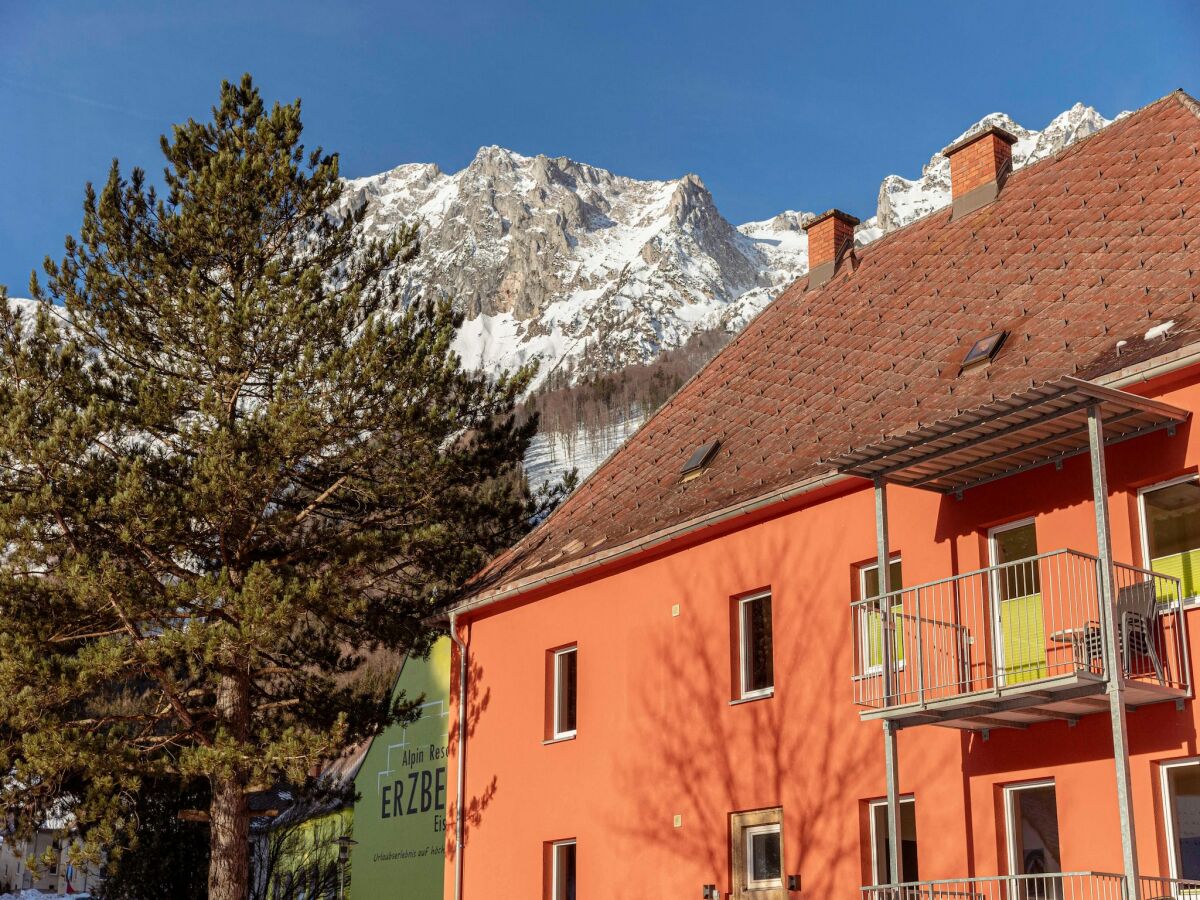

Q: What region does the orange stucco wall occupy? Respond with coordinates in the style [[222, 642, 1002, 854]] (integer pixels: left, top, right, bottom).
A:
[[446, 368, 1200, 899]]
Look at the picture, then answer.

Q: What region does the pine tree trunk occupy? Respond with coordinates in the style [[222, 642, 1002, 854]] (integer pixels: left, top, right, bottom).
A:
[[209, 675, 251, 900]]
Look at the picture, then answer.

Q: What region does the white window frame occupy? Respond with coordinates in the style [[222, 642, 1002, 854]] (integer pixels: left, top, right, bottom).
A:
[[738, 591, 774, 700], [1003, 778, 1057, 878], [552, 646, 577, 740], [867, 795, 916, 886], [859, 558, 904, 676], [988, 517, 1038, 568], [1160, 757, 1200, 880], [744, 822, 783, 889], [550, 839, 576, 900], [860, 558, 902, 600], [1138, 474, 1200, 605], [988, 517, 1040, 686]]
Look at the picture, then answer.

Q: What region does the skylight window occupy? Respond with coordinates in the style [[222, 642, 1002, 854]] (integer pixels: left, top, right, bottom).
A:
[[961, 331, 1008, 371], [680, 439, 720, 480]]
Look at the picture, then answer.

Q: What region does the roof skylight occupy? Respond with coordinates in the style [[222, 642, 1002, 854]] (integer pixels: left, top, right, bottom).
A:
[[680, 439, 720, 481], [961, 331, 1008, 371]]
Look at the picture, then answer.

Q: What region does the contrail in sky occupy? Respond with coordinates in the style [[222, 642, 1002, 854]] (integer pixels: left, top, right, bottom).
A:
[[0, 75, 164, 124]]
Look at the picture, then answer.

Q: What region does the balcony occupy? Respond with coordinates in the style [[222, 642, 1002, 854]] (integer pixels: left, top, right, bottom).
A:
[[862, 872, 1128, 900], [1139, 876, 1200, 899], [829, 379, 1193, 895], [863, 873, 1200, 900], [851, 550, 1191, 729]]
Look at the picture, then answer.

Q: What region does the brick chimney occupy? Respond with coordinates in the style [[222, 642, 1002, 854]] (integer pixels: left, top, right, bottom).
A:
[[803, 209, 859, 289], [943, 125, 1018, 219]]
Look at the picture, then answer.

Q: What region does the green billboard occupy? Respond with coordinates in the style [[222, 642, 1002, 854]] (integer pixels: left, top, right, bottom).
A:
[[351, 636, 451, 899]]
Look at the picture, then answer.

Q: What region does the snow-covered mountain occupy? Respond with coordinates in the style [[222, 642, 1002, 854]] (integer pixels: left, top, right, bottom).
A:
[[10, 102, 1117, 490], [341, 101, 1118, 486], [345, 153, 809, 386], [345, 102, 1114, 396], [856, 103, 1115, 242]]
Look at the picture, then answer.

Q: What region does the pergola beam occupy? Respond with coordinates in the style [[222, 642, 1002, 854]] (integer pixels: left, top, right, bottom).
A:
[[825, 377, 1189, 499], [905, 407, 1142, 489]]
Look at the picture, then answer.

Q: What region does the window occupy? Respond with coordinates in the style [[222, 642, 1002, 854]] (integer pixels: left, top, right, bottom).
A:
[[1162, 760, 1200, 880], [961, 331, 1009, 370], [1004, 781, 1061, 881], [992, 520, 1041, 601], [738, 592, 774, 699], [859, 560, 904, 672], [731, 808, 785, 899], [745, 825, 783, 889], [681, 439, 721, 480], [990, 520, 1047, 685], [861, 559, 903, 601], [1140, 477, 1200, 601], [868, 797, 919, 885], [552, 646, 577, 739], [550, 840, 576, 900]]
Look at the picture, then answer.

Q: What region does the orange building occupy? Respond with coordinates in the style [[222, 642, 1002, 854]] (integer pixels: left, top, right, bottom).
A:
[[444, 91, 1200, 900]]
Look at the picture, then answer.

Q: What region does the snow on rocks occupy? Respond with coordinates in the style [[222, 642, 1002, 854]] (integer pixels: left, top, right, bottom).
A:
[[860, 104, 1115, 244], [340, 103, 1117, 487], [345, 102, 1117, 402], [345, 146, 804, 388]]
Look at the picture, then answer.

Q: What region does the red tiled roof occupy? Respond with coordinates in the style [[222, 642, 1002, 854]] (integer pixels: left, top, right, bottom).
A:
[[468, 91, 1200, 603]]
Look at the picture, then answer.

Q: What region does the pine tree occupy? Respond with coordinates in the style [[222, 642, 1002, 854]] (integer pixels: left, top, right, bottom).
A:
[[0, 75, 545, 900]]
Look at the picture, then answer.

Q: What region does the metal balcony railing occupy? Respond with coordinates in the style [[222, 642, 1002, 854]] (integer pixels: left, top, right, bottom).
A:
[[1112, 562, 1192, 692], [1139, 875, 1200, 899], [851, 549, 1189, 713], [861, 872, 1128, 900]]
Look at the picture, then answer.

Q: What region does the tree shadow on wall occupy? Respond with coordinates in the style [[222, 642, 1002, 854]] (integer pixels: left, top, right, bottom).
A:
[[446, 653, 497, 864], [607, 589, 882, 899]]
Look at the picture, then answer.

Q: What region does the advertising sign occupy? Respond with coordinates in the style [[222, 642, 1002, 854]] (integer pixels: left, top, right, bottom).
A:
[[351, 636, 451, 898]]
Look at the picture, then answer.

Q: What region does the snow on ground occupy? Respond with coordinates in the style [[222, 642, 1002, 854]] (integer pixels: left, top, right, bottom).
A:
[[524, 413, 647, 492], [0, 893, 90, 900]]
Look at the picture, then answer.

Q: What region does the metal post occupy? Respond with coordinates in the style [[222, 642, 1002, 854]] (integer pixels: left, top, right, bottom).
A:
[[914, 586, 925, 706], [875, 477, 894, 704], [449, 612, 469, 900], [884, 720, 902, 886], [876, 478, 902, 886], [1088, 405, 1140, 900]]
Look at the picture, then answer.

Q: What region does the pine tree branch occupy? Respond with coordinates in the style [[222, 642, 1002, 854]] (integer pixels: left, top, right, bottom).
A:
[[105, 594, 210, 747], [48, 627, 127, 643]]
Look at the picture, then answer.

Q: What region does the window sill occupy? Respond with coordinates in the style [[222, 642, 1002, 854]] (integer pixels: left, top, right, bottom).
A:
[[1156, 595, 1200, 613], [729, 690, 774, 706], [542, 733, 577, 746]]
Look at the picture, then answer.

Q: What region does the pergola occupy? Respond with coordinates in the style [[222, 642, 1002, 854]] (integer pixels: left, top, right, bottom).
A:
[[824, 376, 1190, 897]]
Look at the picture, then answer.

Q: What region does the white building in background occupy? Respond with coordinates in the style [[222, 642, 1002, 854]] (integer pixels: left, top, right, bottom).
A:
[[0, 829, 102, 895]]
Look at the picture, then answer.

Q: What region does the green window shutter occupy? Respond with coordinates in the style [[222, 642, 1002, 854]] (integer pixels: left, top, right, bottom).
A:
[[1000, 592, 1047, 684], [866, 603, 905, 669], [1152, 549, 1200, 601]]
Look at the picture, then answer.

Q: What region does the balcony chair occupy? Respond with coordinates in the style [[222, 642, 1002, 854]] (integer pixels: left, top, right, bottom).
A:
[[1116, 581, 1166, 682], [1078, 582, 1165, 683]]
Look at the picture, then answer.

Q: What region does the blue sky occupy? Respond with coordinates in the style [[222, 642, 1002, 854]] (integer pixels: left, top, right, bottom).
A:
[[2, 0, 1198, 292]]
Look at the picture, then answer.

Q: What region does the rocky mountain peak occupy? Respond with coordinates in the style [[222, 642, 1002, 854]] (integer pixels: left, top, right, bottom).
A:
[[862, 102, 1113, 239], [664, 173, 716, 224], [344, 100, 1116, 403]]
